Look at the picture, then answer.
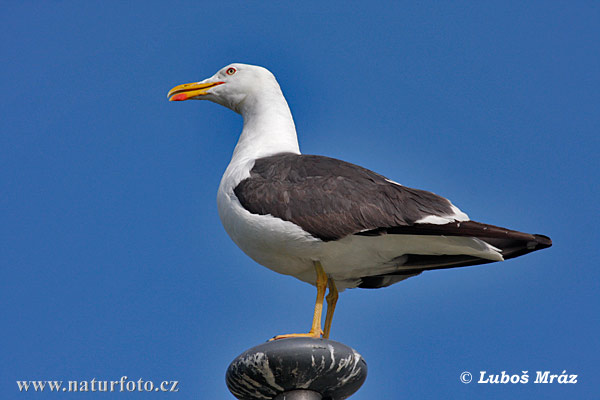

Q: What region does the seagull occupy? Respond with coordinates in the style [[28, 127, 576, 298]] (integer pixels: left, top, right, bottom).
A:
[[167, 63, 552, 340]]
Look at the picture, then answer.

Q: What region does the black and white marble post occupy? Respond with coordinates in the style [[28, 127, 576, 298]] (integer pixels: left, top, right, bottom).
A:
[[226, 338, 367, 400]]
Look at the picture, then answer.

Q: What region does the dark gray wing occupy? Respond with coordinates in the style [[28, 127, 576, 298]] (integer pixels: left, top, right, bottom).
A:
[[234, 153, 552, 289], [234, 153, 455, 241]]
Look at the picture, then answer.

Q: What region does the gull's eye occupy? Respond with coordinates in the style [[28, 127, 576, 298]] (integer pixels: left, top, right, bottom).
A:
[[226, 67, 236, 75]]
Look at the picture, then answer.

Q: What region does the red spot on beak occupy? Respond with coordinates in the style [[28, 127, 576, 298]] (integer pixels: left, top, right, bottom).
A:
[[171, 93, 188, 101]]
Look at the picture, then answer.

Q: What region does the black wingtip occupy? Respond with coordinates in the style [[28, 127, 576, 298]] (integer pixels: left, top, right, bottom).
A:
[[533, 234, 552, 249]]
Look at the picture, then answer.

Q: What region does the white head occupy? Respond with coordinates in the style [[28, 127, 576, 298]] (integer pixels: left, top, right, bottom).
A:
[[167, 63, 285, 115]]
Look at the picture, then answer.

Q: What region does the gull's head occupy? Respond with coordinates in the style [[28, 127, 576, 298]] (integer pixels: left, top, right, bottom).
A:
[[167, 63, 281, 114]]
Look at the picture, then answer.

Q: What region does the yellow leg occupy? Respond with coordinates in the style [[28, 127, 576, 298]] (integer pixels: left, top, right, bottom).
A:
[[271, 261, 327, 340], [323, 277, 338, 339]]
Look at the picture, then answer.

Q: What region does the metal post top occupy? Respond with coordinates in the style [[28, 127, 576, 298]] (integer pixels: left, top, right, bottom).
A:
[[226, 337, 367, 400]]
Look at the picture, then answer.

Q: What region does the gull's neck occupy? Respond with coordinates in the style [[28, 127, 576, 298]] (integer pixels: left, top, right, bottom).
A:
[[230, 88, 300, 163]]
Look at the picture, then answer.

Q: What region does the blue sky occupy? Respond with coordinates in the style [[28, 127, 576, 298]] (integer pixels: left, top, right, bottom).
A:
[[2, 1, 598, 399]]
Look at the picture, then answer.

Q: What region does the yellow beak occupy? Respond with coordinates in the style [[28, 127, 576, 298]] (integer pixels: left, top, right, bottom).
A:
[[167, 81, 225, 101]]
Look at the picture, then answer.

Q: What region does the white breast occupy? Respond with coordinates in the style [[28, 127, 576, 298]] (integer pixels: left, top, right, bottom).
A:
[[217, 157, 322, 282]]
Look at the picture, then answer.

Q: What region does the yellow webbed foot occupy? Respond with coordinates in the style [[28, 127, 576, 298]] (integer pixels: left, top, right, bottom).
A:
[[269, 328, 323, 341]]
